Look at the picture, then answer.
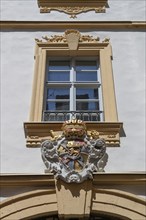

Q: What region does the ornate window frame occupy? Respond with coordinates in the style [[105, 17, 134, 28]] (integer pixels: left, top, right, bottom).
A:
[[24, 30, 124, 147], [37, 0, 109, 18]]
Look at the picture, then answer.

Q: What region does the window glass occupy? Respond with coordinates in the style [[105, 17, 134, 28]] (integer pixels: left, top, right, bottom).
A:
[[76, 88, 99, 99], [47, 88, 70, 99], [76, 60, 98, 81], [46, 101, 69, 110], [48, 71, 70, 81], [49, 61, 70, 70], [44, 58, 102, 121], [76, 101, 99, 110], [76, 61, 97, 71], [47, 60, 70, 81]]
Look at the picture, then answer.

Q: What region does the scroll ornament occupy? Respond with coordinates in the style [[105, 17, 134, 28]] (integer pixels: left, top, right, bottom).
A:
[[41, 119, 108, 183], [40, 6, 106, 18]]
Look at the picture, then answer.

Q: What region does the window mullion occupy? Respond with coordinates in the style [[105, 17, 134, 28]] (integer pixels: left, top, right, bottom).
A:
[[70, 58, 76, 111]]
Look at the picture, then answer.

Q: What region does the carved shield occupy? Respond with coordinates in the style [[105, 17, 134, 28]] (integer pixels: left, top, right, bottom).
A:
[[41, 120, 108, 183]]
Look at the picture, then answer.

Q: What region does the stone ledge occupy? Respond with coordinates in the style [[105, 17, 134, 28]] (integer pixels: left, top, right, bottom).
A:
[[24, 121, 125, 148], [0, 173, 145, 187], [1, 21, 146, 30]]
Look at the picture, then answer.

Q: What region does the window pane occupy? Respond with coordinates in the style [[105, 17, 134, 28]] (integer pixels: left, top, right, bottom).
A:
[[76, 101, 99, 110], [47, 88, 69, 99], [76, 88, 99, 99], [47, 60, 70, 81], [76, 71, 97, 81], [76, 60, 98, 81], [46, 102, 69, 110], [49, 61, 70, 70], [48, 71, 70, 81], [76, 61, 97, 71]]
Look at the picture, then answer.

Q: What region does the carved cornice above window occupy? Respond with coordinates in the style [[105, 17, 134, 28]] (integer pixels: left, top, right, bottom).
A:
[[37, 0, 109, 18], [35, 30, 110, 50]]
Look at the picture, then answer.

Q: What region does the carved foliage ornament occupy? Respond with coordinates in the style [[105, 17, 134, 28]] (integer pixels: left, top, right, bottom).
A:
[[41, 120, 108, 183], [35, 30, 110, 51]]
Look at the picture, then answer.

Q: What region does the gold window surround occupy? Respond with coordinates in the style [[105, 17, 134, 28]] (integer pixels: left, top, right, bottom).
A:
[[24, 30, 124, 148], [37, 0, 109, 18]]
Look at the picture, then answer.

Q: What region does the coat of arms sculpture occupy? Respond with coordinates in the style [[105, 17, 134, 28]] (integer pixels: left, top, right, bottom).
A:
[[41, 119, 108, 183]]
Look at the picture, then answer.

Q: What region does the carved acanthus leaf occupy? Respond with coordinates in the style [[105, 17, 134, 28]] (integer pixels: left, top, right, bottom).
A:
[[36, 30, 110, 45], [79, 35, 100, 43], [42, 35, 67, 43]]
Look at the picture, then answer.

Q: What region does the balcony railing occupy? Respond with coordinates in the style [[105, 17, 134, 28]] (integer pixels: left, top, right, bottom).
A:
[[43, 110, 103, 122]]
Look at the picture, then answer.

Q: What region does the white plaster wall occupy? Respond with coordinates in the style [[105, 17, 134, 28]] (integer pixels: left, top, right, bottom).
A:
[[0, 0, 146, 21], [0, 0, 146, 174], [1, 30, 145, 173]]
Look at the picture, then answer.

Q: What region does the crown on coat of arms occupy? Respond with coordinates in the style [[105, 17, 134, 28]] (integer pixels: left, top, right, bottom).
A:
[[62, 119, 87, 139]]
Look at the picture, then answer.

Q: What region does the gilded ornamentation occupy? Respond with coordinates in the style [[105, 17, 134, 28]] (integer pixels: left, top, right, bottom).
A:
[[108, 134, 116, 138], [88, 130, 100, 139], [41, 120, 108, 183], [26, 136, 42, 148]]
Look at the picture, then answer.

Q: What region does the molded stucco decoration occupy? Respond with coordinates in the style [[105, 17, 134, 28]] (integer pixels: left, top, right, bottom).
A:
[[41, 119, 108, 183], [36, 30, 107, 44], [35, 30, 109, 50], [37, 0, 109, 18]]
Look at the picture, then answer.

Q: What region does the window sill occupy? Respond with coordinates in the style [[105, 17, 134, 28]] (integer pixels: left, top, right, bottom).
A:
[[24, 121, 125, 148]]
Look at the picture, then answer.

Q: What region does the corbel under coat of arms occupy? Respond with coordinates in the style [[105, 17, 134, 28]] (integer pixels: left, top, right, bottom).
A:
[[41, 119, 108, 183]]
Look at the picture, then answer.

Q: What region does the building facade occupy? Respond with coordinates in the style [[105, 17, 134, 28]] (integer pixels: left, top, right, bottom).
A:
[[0, 0, 146, 219]]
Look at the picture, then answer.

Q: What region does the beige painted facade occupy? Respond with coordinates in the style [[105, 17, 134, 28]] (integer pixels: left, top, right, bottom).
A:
[[0, 173, 146, 219]]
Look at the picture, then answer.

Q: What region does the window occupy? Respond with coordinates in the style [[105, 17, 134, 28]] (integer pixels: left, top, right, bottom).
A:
[[25, 30, 124, 148], [43, 58, 103, 122], [29, 32, 118, 123]]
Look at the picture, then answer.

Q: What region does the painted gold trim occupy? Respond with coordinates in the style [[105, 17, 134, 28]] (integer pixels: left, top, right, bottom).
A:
[[0, 21, 146, 30], [0, 173, 145, 187], [37, 0, 108, 18], [24, 122, 124, 147]]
